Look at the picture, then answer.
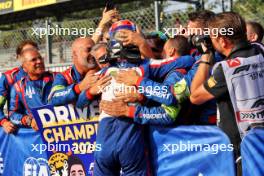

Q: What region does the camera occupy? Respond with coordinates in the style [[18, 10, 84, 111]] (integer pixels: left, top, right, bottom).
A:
[[98, 41, 142, 64], [188, 35, 214, 54]]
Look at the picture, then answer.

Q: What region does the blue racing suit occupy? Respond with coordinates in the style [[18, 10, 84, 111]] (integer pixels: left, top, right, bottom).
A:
[[76, 56, 195, 108], [130, 51, 224, 126], [128, 69, 187, 125], [48, 65, 99, 117], [9, 72, 54, 126], [0, 66, 27, 126], [183, 51, 224, 124], [48, 65, 87, 105], [76, 55, 194, 176]]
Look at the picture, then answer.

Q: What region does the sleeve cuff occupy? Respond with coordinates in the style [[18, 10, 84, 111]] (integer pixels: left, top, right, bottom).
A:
[[74, 84, 81, 95], [86, 89, 94, 100], [21, 115, 28, 126], [0, 118, 8, 126], [128, 106, 136, 118], [136, 77, 144, 87]]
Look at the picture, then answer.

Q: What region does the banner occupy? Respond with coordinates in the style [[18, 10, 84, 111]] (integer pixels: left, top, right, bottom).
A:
[[241, 127, 264, 176], [0, 0, 13, 15], [13, 0, 56, 12], [148, 125, 236, 176], [0, 128, 49, 176], [56, 0, 70, 3], [31, 104, 99, 176], [0, 0, 71, 15], [0, 109, 243, 176]]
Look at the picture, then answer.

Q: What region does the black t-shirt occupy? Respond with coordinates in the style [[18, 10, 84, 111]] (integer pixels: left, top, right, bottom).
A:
[[204, 41, 263, 146]]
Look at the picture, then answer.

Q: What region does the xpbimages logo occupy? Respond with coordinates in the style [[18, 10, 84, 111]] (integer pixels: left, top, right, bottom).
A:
[[98, 83, 169, 98], [163, 25, 234, 38], [31, 25, 102, 38], [163, 141, 234, 154], [31, 143, 101, 154]]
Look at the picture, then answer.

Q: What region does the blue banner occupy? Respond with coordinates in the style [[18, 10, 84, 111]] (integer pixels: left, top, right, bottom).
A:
[[241, 127, 264, 176], [148, 125, 236, 176], [31, 104, 99, 176], [1, 113, 244, 176], [0, 128, 48, 176]]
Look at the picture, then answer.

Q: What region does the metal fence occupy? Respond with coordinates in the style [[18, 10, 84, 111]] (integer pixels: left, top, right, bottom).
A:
[[0, 4, 192, 70], [0, 6, 154, 68], [0, 1, 263, 71]]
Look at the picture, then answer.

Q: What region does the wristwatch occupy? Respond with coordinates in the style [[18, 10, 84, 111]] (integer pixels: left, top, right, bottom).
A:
[[199, 60, 210, 65]]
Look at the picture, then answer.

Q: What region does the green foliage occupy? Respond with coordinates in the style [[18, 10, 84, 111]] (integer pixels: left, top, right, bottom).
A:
[[234, 0, 264, 26], [0, 1, 156, 48]]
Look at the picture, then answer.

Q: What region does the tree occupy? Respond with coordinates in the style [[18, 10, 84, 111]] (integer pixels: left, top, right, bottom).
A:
[[233, 0, 264, 26]]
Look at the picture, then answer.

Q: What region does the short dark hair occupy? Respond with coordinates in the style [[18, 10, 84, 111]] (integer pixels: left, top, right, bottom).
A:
[[145, 32, 168, 52], [188, 10, 215, 28], [16, 40, 39, 57], [207, 12, 247, 45], [68, 156, 86, 174], [247, 21, 264, 42], [168, 36, 191, 56]]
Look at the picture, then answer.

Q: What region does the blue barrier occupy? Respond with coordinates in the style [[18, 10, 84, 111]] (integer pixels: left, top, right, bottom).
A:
[[3, 125, 259, 176], [149, 125, 236, 176], [0, 128, 48, 176], [241, 127, 264, 176]]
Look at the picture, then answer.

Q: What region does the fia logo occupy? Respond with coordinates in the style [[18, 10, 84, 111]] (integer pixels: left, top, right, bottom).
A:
[[88, 162, 94, 175], [23, 157, 50, 176], [0, 152, 4, 175], [25, 87, 36, 98]]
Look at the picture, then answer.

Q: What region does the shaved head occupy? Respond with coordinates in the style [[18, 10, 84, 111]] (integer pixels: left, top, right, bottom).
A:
[[72, 37, 95, 53], [163, 36, 190, 58], [167, 36, 190, 55], [71, 37, 97, 74]]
